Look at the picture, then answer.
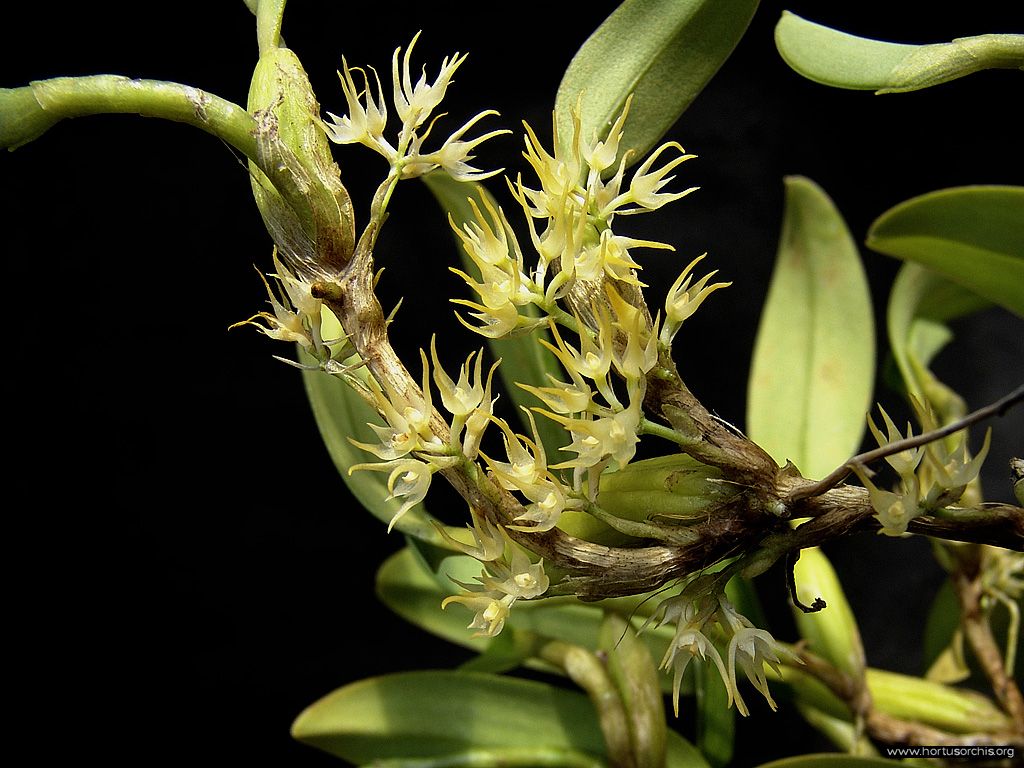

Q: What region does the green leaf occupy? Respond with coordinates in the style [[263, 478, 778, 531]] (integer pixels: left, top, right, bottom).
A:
[[376, 547, 493, 655], [299, 336, 448, 545], [421, 172, 566, 459], [794, 705, 879, 756], [291, 670, 608, 762], [922, 580, 969, 684], [664, 731, 710, 768], [887, 263, 991, 407], [869, 186, 1024, 318], [555, 0, 759, 166], [747, 176, 875, 479], [458, 629, 537, 675], [775, 12, 1024, 93], [754, 755, 899, 768], [694, 657, 733, 768]]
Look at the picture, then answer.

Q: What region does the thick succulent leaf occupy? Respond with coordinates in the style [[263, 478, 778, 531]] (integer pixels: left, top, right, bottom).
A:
[[555, 0, 759, 165], [375, 547, 492, 655], [775, 12, 1024, 94], [754, 756, 899, 768], [421, 172, 566, 458], [291, 670, 608, 762], [458, 629, 537, 675], [869, 186, 1024, 317], [748, 176, 875, 479]]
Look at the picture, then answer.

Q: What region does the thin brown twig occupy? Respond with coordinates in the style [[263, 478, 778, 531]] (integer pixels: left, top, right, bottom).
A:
[[950, 553, 1024, 732], [788, 384, 1024, 503]]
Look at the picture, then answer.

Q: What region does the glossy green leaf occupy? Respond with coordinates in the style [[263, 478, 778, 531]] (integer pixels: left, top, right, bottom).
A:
[[421, 172, 566, 459], [791, 547, 865, 679], [555, 0, 759, 166], [775, 12, 1024, 93], [887, 263, 991, 407], [291, 671, 608, 762], [299, 336, 448, 545], [458, 629, 537, 675], [748, 176, 875, 479], [869, 186, 1024, 318], [345, 748, 606, 768], [754, 755, 899, 768]]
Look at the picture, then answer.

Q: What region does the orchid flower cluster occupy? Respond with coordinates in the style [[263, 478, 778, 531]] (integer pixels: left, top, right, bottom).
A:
[[241, 35, 790, 711], [323, 32, 508, 183], [651, 575, 801, 718], [853, 401, 991, 535]]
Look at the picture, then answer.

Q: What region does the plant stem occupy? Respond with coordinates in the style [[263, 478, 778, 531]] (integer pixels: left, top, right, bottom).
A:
[[255, 0, 288, 54], [789, 384, 1024, 503], [538, 641, 635, 768], [27, 76, 257, 158], [950, 548, 1024, 732], [638, 418, 695, 447]]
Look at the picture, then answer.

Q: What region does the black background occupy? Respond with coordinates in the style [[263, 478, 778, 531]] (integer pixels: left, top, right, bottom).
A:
[[3, 2, 1021, 765]]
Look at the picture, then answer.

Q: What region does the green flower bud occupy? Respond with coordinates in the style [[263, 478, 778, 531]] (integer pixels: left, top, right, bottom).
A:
[[247, 46, 355, 275], [866, 668, 1012, 734], [597, 454, 733, 523]]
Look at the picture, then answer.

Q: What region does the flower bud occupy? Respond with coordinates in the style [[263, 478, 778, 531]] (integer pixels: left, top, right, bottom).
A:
[[247, 46, 356, 276]]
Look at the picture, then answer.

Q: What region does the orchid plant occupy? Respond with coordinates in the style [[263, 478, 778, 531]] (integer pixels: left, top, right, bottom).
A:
[[3, 1, 1022, 767]]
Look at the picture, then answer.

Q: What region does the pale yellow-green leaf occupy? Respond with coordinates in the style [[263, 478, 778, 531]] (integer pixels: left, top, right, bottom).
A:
[[747, 176, 874, 479], [791, 547, 865, 679]]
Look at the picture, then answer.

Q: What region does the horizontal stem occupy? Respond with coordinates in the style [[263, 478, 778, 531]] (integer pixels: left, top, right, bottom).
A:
[[790, 384, 1024, 503], [25, 76, 258, 159]]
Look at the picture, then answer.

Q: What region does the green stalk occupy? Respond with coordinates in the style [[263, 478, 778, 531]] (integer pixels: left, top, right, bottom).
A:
[[539, 641, 635, 768], [3, 76, 256, 156], [255, 0, 288, 54]]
